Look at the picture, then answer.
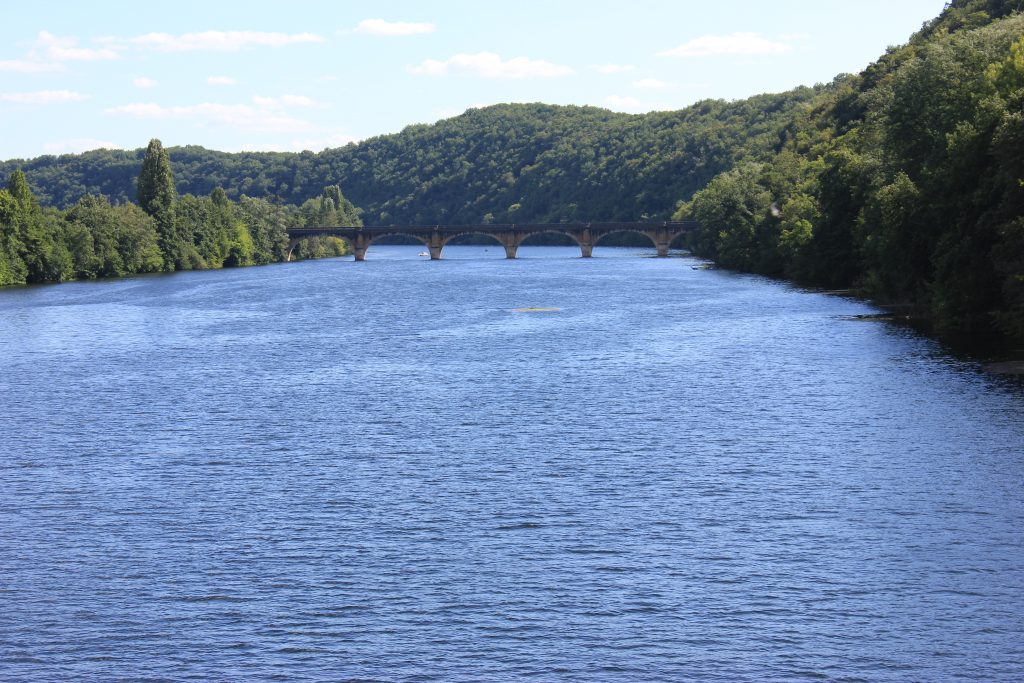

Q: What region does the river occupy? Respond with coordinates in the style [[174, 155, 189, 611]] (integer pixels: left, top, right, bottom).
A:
[[1, 245, 1022, 681]]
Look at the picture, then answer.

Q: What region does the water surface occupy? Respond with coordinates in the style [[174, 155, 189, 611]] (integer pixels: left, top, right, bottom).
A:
[[1, 246, 1023, 681]]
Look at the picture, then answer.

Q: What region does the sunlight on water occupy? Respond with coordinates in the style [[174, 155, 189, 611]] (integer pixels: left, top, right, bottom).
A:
[[1, 246, 1022, 682]]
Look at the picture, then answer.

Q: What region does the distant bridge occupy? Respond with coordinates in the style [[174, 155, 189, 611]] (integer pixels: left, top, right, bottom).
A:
[[285, 221, 700, 261]]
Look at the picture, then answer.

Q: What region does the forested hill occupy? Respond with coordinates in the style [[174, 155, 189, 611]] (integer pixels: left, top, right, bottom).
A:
[[675, 0, 1024, 335], [3, 0, 1024, 336], [0, 92, 822, 224]]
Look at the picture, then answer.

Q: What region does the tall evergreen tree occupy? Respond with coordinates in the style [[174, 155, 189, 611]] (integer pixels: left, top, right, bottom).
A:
[[137, 138, 179, 270], [137, 139, 176, 217]]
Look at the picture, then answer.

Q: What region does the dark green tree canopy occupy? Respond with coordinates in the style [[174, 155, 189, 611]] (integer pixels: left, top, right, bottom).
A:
[[137, 138, 176, 218]]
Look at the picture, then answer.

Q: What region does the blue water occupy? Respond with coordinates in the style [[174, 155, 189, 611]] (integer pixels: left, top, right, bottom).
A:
[[1, 245, 1023, 682]]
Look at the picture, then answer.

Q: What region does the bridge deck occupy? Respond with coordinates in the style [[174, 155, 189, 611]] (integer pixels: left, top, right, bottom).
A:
[[284, 221, 699, 260], [286, 221, 698, 238]]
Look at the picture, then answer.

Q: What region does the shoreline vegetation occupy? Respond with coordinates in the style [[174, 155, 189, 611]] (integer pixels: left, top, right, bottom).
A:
[[2, 1, 1023, 344], [0, 139, 359, 288]]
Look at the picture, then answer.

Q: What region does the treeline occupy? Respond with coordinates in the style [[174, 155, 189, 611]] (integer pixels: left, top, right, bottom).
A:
[[676, 0, 1024, 335], [0, 93, 822, 224], [2, 0, 1022, 335], [0, 140, 361, 286]]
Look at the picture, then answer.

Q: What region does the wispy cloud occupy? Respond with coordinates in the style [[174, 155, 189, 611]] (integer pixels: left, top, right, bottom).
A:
[[604, 94, 644, 111], [130, 31, 324, 52], [133, 76, 158, 88], [35, 31, 118, 61], [660, 33, 794, 58], [433, 103, 491, 120], [1, 90, 88, 104], [351, 19, 436, 36], [105, 100, 316, 133], [592, 64, 635, 75], [206, 76, 238, 85], [409, 52, 573, 79], [251, 94, 317, 108], [236, 132, 359, 153], [633, 77, 673, 90], [43, 138, 121, 154], [0, 59, 65, 73]]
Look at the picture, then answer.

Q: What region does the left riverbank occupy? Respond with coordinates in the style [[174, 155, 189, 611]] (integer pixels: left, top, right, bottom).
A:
[[0, 140, 360, 289]]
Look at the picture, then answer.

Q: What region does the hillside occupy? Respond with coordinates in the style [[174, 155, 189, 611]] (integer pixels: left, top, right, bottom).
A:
[[0, 93, 821, 224], [2, 0, 1023, 336], [676, 0, 1024, 335]]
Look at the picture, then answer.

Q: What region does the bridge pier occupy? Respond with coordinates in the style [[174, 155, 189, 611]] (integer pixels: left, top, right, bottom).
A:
[[349, 233, 370, 261], [284, 221, 700, 264], [428, 232, 445, 260]]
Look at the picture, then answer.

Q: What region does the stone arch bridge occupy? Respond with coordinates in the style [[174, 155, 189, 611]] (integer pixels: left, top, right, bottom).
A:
[[286, 221, 700, 261]]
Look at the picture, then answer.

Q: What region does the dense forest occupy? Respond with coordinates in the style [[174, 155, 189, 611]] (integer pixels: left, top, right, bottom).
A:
[[0, 91, 821, 224], [676, 0, 1024, 336], [1, 0, 1022, 336], [0, 140, 361, 286]]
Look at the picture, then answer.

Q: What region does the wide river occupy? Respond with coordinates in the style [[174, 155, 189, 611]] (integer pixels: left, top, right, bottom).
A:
[[1, 245, 1022, 682]]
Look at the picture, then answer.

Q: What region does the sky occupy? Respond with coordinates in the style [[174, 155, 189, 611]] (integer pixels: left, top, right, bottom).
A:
[[0, 0, 949, 160]]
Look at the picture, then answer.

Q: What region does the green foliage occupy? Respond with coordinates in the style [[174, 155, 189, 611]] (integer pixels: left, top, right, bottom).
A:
[[3, 170, 71, 283], [1, 2, 1022, 337], [234, 195, 291, 265], [63, 195, 163, 278], [137, 139, 179, 270], [680, 11, 1024, 336], [0, 95, 820, 224], [0, 189, 27, 286], [0, 156, 360, 286], [300, 184, 362, 228], [137, 139, 176, 217]]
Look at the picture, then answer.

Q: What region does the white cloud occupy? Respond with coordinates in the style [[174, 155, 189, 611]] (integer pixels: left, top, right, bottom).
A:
[[35, 31, 119, 61], [1, 90, 88, 104], [43, 138, 121, 154], [105, 101, 316, 133], [207, 76, 238, 85], [131, 31, 323, 52], [604, 94, 644, 111], [237, 132, 360, 152], [133, 76, 158, 88], [593, 64, 635, 75], [409, 52, 573, 79], [433, 103, 490, 120], [0, 59, 65, 73], [660, 32, 794, 58], [352, 19, 436, 36], [251, 94, 316, 108], [633, 77, 673, 89]]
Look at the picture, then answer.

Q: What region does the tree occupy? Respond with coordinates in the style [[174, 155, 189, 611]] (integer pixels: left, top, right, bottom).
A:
[[6, 170, 70, 282], [137, 139, 176, 216], [137, 139, 179, 269]]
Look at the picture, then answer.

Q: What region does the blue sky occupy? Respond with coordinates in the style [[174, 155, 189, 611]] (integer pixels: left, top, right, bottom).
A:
[[0, 0, 947, 160]]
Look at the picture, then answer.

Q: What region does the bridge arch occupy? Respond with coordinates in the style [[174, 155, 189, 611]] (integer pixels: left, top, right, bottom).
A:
[[517, 230, 587, 258], [360, 232, 434, 260], [283, 221, 700, 261], [593, 229, 658, 250], [442, 232, 514, 259]]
